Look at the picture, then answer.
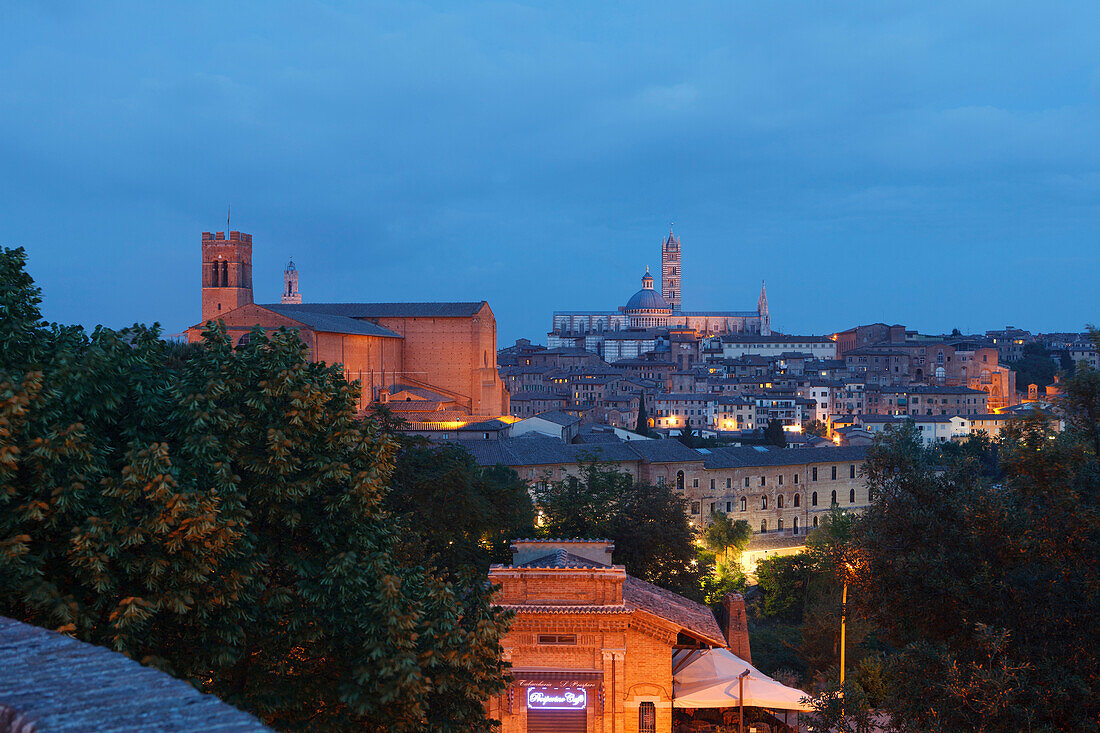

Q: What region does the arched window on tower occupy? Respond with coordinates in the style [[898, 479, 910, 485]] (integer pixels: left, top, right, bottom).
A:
[[210, 261, 220, 286], [220, 260, 229, 287]]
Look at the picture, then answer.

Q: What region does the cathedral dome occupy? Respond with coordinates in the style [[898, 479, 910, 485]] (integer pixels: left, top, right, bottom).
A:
[[624, 269, 671, 331], [625, 287, 670, 312]]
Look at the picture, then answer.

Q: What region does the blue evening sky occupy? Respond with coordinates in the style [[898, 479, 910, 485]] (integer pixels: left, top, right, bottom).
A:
[[2, 1, 1098, 345]]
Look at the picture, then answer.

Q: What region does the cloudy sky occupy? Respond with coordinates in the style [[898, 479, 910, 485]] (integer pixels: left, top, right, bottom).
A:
[[3, 1, 1098, 344]]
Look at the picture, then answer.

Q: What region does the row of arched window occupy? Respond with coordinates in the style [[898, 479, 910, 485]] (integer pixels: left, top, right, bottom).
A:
[[714, 488, 859, 513], [758, 515, 824, 534]]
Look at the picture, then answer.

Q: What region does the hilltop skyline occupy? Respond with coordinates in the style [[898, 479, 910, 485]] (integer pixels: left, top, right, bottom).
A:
[[3, 2, 1099, 344]]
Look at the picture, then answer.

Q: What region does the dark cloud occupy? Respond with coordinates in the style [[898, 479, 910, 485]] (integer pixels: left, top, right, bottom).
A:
[[1, 0, 1098, 342]]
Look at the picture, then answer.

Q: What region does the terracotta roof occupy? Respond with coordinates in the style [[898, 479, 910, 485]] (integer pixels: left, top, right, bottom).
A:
[[623, 576, 725, 646], [265, 301, 487, 318], [497, 605, 629, 614], [387, 401, 448, 413], [255, 305, 404, 338]]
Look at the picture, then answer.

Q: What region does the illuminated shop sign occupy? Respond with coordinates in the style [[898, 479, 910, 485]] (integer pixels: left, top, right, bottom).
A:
[[526, 687, 587, 710]]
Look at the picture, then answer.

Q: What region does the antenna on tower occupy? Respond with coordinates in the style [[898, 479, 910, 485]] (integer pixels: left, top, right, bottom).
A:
[[227, 204, 231, 229]]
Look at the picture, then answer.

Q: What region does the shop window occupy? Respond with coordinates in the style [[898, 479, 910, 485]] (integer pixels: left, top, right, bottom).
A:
[[640, 702, 656, 733]]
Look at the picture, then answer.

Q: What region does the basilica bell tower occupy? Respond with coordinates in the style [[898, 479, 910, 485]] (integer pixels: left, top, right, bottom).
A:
[[201, 231, 253, 324]]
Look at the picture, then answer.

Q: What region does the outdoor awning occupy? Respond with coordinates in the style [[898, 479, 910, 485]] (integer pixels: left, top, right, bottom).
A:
[[672, 648, 813, 712], [509, 669, 604, 688]]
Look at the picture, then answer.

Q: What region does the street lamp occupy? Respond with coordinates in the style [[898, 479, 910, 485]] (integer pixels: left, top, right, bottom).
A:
[[839, 561, 854, 720]]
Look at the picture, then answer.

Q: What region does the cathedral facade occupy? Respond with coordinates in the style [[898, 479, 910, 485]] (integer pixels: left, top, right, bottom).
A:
[[548, 229, 770, 359]]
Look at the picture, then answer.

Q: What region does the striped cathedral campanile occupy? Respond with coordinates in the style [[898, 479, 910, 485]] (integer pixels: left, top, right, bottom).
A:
[[201, 231, 253, 325], [661, 227, 681, 312]]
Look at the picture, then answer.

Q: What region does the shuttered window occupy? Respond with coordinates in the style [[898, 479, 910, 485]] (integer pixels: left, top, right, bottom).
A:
[[527, 710, 586, 733]]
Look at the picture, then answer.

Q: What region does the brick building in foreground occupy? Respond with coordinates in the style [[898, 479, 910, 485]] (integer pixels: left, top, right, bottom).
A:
[[488, 539, 748, 733]]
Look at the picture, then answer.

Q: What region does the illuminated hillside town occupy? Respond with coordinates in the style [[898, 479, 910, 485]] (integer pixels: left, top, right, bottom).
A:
[[5, 4, 1098, 731], [174, 222, 1090, 732]]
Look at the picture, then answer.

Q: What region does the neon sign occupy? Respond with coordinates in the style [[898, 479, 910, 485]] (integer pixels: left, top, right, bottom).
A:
[[526, 687, 587, 710]]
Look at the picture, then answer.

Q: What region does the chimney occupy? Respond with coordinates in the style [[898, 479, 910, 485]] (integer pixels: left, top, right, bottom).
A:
[[721, 592, 752, 663]]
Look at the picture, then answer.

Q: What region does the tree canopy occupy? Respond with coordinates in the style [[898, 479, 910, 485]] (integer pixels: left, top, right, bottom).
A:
[[764, 419, 787, 448], [533, 456, 709, 600], [0, 247, 510, 732], [835, 342, 1100, 731]]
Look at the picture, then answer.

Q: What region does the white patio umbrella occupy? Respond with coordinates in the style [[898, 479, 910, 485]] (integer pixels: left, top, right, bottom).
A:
[[672, 648, 813, 712]]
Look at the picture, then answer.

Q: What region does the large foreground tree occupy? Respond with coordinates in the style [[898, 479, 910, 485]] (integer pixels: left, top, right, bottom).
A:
[[0, 247, 509, 732], [533, 456, 709, 600], [841, 346, 1100, 732]]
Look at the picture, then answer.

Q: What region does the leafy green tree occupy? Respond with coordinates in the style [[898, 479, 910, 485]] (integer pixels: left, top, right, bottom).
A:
[[804, 420, 828, 438], [700, 559, 748, 607], [764, 419, 787, 448], [703, 511, 752, 566], [849, 381, 1100, 731], [0, 247, 510, 732], [386, 440, 535, 571], [634, 398, 649, 436], [677, 425, 697, 448], [533, 457, 709, 600], [754, 554, 814, 623], [1008, 341, 1057, 390]]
